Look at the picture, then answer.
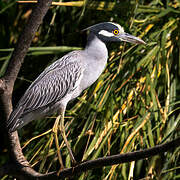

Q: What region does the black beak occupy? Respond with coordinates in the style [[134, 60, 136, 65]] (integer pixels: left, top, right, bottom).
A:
[[118, 33, 146, 45]]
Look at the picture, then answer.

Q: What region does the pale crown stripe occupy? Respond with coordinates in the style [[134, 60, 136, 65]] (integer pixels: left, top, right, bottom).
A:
[[108, 22, 125, 34]]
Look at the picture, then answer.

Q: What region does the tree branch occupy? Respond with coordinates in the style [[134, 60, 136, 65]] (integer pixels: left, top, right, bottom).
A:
[[59, 137, 180, 178], [4, 0, 52, 90], [0, 137, 179, 179], [0, 0, 53, 179]]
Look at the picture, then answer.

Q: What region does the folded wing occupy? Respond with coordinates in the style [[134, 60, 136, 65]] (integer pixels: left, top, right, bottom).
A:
[[7, 52, 82, 132]]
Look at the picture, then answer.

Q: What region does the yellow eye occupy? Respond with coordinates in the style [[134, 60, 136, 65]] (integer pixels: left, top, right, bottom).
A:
[[113, 29, 119, 35]]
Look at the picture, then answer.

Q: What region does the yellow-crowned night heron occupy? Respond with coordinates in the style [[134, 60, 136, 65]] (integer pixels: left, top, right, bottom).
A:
[[7, 22, 145, 167]]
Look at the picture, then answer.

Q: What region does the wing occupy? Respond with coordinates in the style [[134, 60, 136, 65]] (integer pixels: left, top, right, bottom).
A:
[[7, 51, 83, 132]]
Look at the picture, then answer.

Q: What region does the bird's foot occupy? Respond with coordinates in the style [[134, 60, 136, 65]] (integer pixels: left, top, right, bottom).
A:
[[71, 159, 78, 167]]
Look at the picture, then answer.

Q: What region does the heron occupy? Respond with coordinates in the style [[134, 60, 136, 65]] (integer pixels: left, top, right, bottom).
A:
[[7, 22, 145, 167]]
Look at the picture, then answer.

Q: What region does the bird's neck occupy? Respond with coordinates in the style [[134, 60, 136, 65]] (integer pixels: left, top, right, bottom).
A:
[[84, 33, 108, 60]]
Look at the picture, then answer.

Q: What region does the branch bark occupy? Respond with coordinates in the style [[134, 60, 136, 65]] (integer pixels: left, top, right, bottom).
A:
[[0, 0, 53, 179], [59, 137, 180, 178], [0, 137, 179, 179]]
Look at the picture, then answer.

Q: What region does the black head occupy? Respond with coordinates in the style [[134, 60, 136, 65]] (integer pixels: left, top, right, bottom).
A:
[[84, 22, 145, 44]]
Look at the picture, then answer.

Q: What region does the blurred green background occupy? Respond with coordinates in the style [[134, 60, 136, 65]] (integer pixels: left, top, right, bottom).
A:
[[0, 0, 180, 179]]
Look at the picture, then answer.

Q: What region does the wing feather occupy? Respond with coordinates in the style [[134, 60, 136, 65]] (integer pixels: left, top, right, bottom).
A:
[[7, 51, 83, 131], [23, 62, 82, 113]]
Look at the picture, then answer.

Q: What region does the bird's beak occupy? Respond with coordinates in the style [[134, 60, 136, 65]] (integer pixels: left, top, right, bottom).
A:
[[118, 33, 146, 45]]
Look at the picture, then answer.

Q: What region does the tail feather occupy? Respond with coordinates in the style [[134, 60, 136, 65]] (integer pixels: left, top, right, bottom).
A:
[[7, 106, 24, 132]]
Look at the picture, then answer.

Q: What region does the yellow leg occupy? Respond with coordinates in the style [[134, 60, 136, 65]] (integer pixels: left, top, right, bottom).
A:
[[59, 111, 76, 165], [52, 115, 64, 169]]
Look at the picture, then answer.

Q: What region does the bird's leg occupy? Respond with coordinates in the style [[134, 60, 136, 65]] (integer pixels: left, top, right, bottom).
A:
[[52, 115, 64, 169], [59, 110, 77, 165]]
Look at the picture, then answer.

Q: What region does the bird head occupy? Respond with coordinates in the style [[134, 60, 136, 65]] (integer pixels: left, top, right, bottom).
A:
[[84, 22, 145, 44]]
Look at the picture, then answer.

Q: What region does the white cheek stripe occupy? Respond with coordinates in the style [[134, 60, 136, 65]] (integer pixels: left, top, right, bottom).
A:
[[99, 30, 114, 37]]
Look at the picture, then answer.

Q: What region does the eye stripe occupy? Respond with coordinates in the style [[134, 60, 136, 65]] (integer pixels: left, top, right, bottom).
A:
[[99, 30, 114, 37]]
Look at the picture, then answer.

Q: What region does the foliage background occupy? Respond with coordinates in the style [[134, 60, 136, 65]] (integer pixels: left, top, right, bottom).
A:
[[0, 0, 180, 179]]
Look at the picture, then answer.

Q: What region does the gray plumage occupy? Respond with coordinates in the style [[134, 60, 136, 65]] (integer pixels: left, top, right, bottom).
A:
[[7, 22, 145, 132]]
